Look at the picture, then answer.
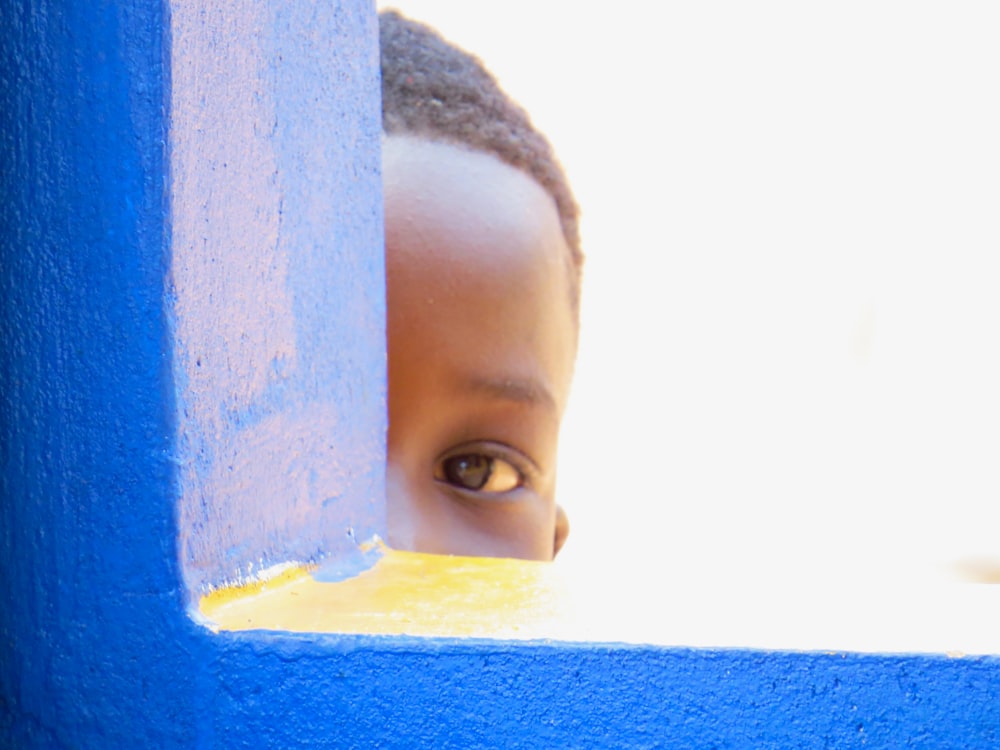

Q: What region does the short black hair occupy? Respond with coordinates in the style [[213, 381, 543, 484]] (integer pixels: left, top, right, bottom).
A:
[[379, 9, 583, 306]]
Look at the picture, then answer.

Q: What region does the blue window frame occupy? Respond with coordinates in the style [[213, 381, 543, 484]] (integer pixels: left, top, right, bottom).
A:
[[2, 1, 998, 746]]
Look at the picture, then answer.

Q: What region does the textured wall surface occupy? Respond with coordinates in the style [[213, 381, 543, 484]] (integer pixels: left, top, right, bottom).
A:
[[1, 1, 998, 747], [0, 1, 199, 745], [169, 0, 385, 595], [209, 636, 1000, 749]]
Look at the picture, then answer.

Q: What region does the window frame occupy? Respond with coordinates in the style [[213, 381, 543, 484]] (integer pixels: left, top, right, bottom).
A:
[[3, 0, 999, 746]]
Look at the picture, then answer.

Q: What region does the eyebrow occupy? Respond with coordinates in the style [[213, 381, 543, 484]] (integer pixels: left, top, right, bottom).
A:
[[459, 375, 557, 413]]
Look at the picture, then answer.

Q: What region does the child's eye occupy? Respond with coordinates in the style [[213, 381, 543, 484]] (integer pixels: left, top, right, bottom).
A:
[[437, 453, 523, 493]]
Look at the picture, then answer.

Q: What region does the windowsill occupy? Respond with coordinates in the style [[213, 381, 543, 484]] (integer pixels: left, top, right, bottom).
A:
[[199, 548, 570, 640], [199, 546, 1000, 655]]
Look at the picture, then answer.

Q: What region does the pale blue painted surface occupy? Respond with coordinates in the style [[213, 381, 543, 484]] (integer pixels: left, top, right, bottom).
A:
[[1, 1, 999, 747], [168, 0, 385, 596]]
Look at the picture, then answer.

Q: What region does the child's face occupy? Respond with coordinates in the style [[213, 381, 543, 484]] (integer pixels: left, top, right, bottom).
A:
[[383, 135, 576, 561]]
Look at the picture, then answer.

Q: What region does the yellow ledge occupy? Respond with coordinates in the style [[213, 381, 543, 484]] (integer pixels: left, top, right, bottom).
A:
[[199, 548, 571, 640], [198, 548, 1000, 653]]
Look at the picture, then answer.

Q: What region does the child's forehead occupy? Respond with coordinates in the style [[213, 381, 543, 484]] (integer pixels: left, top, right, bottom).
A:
[[383, 134, 577, 386], [382, 134, 545, 200], [382, 135, 565, 264]]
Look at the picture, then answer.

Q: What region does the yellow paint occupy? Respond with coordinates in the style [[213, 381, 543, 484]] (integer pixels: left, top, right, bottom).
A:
[[199, 563, 316, 612], [198, 549, 1000, 653], [954, 557, 1000, 584], [199, 548, 572, 639]]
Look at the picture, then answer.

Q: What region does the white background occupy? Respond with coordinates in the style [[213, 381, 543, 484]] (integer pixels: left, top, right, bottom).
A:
[[378, 2, 1000, 595]]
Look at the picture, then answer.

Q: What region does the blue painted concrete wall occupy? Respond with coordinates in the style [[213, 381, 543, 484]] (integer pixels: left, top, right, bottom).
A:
[[1, 0, 199, 744], [168, 0, 385, 596], [2, 0, 999, 747], [210, 637, 1000, 748]]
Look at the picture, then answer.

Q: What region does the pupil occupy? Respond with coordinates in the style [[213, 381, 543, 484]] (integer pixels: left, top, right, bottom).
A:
[[444, 455, 491, 490]]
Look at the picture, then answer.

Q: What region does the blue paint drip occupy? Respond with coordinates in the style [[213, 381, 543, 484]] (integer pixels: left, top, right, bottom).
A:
[[313, 538, 384, 583]]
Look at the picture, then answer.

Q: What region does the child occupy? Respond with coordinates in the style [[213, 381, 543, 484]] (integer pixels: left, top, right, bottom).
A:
[[380, 10, 584, 561]]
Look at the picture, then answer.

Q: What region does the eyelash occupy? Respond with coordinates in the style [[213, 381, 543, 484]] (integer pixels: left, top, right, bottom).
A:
[[434, 443, 536, 496]]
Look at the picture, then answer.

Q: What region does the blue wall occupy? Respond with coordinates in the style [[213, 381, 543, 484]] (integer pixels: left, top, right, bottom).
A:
[[210, 637, 1000, 748], [1, 1, 998, 747], [0, 0, 198, 744], [168, 0, 385, 597]]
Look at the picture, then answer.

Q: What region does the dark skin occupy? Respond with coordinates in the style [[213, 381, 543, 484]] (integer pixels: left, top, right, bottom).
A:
[[384, 136, 575, 561]]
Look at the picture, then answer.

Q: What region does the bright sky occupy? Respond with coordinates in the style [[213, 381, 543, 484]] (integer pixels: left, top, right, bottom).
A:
[[377, 2, 1000, 599]]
